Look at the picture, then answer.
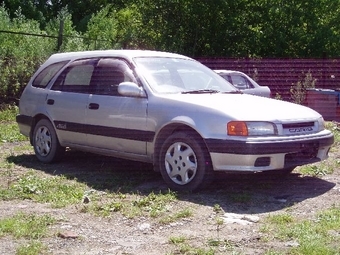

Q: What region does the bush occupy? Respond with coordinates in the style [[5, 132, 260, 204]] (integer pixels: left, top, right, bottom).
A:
[[0, 6, 89, 104], [290, 70, 316, 105], [0, 6, 55, 104]]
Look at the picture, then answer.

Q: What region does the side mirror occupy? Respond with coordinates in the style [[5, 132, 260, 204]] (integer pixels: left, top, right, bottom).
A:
[[118, 82, 146, 97]]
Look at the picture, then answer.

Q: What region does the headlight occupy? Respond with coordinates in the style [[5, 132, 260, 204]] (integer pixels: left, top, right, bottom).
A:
[[227, 121, 277, 136], [317, 117, 325, 131]]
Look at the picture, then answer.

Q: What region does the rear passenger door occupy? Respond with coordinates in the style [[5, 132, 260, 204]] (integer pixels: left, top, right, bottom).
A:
[[85, 58, 149, 155], [47, 59, 98, 146]]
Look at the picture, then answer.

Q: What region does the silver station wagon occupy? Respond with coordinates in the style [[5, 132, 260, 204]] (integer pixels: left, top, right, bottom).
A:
[[17, 50, 334, 191]]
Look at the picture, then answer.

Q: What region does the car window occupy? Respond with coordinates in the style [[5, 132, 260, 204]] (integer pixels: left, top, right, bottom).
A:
[[229, 74, 254, 90], [91, 58, 136, 96], [32, 61, 68, 88], [51, 59, 97, 93]]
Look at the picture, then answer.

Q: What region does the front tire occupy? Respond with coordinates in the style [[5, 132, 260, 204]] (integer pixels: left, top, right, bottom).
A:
[[159, 132, 213, 192], [33, 119, 65, 163]]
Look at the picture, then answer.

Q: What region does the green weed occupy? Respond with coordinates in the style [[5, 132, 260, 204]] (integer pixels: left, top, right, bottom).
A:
[[159, 208, 193, 224], [16, 241, 47, 255], [83, 190, 178, 219], [169, 236, 186, 244], [130, 190, 177, 218], [0, 213, 55, 239], [0, 104, 18, 121], [0, 122, 27, 143], [88, 201, 123, 217], [326, 122, 340, 146], [0, 105, 28, 143], [266, 213, 294, 225], [298, 164, 334, 176], [0, 171, 86, 208], [262, 207, 340, 254]]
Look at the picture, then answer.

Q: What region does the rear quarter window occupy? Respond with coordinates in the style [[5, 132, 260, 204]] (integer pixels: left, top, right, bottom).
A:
[[32, 61, 68, 88]]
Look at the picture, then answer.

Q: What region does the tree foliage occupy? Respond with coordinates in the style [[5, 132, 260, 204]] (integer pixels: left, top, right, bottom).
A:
[[0, 5, 55, 104], [2, 0, 340, 57], [2, 0, 340, 103]]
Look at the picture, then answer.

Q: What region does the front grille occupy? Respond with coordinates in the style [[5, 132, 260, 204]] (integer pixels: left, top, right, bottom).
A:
[[282, 121, 315, 135], [282, 122, 314, 129]]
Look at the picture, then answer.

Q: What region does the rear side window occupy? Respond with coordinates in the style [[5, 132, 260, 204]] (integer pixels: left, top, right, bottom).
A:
[[51, 59, 98, 94], [32, 61, 68, 88]]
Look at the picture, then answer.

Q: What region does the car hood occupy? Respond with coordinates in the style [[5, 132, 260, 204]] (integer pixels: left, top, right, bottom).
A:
[[161, 93, 321, 122]]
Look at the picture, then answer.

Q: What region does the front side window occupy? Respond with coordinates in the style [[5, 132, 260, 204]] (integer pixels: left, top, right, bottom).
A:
[[230, 75, 254, 90], [91, 58, 136, 96]]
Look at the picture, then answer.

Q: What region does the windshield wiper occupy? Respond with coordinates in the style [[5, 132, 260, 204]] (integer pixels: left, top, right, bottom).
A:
[[182, 89, 220, 94], [224, 90, 243, 94]]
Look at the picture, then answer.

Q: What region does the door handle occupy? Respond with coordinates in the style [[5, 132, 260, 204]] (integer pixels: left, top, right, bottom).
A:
[[47, 99, 54, 105], [88, 103, 99, 110]]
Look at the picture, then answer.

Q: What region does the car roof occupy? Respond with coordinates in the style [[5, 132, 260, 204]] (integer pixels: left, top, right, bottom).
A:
[[45, 50, 191, 65]]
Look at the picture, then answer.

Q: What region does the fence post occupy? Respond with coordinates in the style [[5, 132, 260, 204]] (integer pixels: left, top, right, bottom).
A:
[[57, 20, 64, 51], [322, 51, 327, 88]]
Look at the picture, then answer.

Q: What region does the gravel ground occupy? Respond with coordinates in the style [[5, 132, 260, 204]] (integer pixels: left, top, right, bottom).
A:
[[0, 141, 339, 254]]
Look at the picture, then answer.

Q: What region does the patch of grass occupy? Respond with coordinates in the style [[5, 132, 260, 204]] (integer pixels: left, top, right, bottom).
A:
[[298, 162, 339, 177], [159, 208, 193, 224], [0, 104, 18, 121], [16, 241, 47, 255], [0, 122, 28, 143], [11, 143, 33, 152], [213, 204, 223, 213], [297, 122, 340, 176], [172, 243, 215, 255], [0, 171, 87, 208], [207, 238, 234, 251], [263, 251, 284, 255], [86, 201, 124, 217], [169, 236, 186, 244], [326, 122, 340, 146], [262, 206, 340, 254], [169, 237, 235, 255], [0, 105, 28, 144], [83, 190, 178, 219], [0, 157, 16, 187], [266, 213, 294, 225], [130, 190, 177, 218], [0, 213, 55, 239]]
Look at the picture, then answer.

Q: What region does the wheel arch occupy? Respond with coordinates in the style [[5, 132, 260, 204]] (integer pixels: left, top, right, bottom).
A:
[[153, 123, 211, 172]]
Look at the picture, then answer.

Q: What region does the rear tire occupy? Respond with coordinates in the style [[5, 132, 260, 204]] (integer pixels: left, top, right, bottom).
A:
[[33, 119, 65, 163], [159, 132, 213, 192]]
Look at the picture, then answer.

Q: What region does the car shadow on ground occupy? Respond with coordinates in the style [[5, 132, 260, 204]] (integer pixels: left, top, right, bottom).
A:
[[8, 149, 336, 214]]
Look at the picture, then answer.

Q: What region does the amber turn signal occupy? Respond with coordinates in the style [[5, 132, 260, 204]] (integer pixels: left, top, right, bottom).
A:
[[227, 121, 248, 136]]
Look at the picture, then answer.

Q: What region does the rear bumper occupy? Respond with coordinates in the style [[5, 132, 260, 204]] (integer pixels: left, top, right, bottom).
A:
[[205, 132, 334, 171], [16, 114, 33, 138]]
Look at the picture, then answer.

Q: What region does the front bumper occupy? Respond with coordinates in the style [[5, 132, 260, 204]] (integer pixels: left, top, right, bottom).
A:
[[205, 131, 334, 172]]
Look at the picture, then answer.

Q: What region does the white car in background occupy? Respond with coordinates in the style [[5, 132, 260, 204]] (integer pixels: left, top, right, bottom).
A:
[[215, 70, 271, 97]]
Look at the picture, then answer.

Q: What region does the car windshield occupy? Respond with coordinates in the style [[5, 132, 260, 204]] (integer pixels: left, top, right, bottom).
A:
[[134, 57, 237, 94]]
